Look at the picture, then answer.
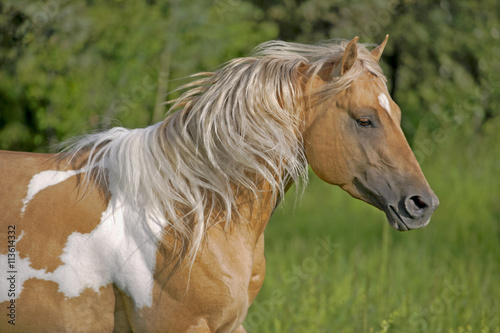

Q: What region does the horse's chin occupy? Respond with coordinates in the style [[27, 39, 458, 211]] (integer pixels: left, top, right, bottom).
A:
[[384, 206, 431, 232], [387, 215, 410, 231]]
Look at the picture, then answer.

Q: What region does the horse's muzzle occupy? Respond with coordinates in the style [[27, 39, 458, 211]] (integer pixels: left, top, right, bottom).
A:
[[386, 191, 439, 231]]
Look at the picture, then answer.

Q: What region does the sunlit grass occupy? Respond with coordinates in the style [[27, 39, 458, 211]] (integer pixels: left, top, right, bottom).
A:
[[245, 123, 500, 332]]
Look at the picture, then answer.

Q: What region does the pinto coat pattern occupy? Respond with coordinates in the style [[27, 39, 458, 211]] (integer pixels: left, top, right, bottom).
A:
[[0, 36, 438, 332]]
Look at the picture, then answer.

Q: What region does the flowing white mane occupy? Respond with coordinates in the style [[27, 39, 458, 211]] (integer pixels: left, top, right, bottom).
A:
[[64, 40, 385, 263]]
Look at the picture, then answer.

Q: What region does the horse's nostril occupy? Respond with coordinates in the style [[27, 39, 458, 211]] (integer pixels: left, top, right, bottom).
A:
[[410, 195, 428, 210], [404, 195, 429, 219]]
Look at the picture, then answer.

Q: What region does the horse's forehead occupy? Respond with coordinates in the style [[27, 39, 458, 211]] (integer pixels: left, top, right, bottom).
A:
[[344, 74, 394, 114], [349, 74, 387, 103]]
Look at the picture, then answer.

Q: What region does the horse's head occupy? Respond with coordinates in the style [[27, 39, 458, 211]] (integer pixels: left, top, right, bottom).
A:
[[303, 36, 439, 231]]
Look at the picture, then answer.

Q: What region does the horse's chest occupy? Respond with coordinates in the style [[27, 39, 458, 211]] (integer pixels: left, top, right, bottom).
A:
[[123, 228, 266, 332]]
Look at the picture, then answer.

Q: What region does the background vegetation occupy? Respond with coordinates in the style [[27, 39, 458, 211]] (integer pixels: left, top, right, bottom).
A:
[[1, 0, 498, 331]]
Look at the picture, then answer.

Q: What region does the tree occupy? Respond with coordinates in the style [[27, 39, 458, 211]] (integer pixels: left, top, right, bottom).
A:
[[250, 0, 500, 139], [0, 0, 277, 152]]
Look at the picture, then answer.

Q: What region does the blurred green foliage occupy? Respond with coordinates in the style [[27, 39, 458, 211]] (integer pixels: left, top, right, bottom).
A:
[[0, 0, 277, 151], [1, 0, 499, 151], [251, 0, 500, 138]]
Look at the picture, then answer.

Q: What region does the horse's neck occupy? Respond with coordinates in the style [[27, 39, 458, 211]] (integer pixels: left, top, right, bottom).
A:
[[238, 173, 296, 241]]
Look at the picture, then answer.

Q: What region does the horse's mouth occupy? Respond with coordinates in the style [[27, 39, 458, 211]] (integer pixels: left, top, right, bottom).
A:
[[350, 177, 436, 231], [386, 205, 431, 231], [388, 205, 410, 231]]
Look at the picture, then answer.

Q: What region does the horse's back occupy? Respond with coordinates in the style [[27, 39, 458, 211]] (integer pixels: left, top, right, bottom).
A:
[[0, 151, 115, 332], [0, 151, 53, 212], [0, 151, 59, 238]]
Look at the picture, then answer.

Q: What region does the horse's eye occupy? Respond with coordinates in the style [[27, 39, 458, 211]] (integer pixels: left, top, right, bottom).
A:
[[356, 118, 374, 127]]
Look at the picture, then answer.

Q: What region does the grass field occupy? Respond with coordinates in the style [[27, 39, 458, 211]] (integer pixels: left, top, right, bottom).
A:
[[244, 122, 500, 332]]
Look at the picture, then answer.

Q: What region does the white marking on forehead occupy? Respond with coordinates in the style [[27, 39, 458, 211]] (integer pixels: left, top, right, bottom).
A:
[[4, 170, 160, 308], [21, 168, 89, 215], [378, 93, 391, 116]]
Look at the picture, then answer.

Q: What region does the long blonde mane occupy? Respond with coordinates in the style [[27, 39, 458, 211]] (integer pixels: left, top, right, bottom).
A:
[[64, 40, 385, 263]]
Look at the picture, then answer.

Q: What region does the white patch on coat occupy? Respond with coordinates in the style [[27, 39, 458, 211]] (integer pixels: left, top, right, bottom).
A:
[[378, 93, 391, 116], [2, 170, 160, 309], [21, 168, 89, 215]]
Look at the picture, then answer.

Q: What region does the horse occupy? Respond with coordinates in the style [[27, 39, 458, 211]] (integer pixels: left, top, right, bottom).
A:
[[0, 36, 438, 332]]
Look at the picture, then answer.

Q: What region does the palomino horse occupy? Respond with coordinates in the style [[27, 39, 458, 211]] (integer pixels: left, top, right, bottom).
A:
[[0, 36, 438, 332]]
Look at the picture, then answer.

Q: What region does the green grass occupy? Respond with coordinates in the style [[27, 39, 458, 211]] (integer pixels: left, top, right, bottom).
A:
[[244, 122, 500, 332]]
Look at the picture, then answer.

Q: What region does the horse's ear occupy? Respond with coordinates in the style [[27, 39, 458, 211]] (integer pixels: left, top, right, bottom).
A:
[[371, 34, 389, 61], [340, 37, 359, 76]]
